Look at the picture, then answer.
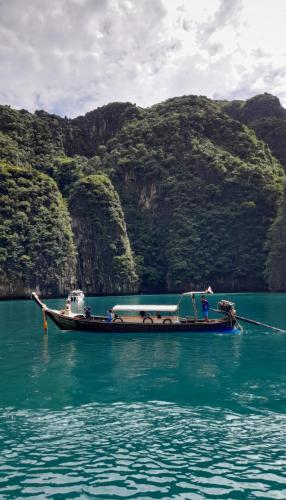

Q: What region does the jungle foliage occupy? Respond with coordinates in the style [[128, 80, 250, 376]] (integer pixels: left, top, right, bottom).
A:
[[221, 93, 286, 169], [97, 95, 284, 291], [69, 174, 138, 294], [0, 163, 76, 296], [0, 93, 285, 296], [265, 179, 286, 291]]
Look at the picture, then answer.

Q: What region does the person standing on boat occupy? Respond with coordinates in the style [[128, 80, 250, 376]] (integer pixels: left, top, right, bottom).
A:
[[64, 298, 72, 316], [201, 295, 209, 322]]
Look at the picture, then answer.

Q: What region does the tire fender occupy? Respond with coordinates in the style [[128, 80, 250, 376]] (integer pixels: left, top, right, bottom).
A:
[[163, 318, 172, 325], [143, 316, 153, 324]]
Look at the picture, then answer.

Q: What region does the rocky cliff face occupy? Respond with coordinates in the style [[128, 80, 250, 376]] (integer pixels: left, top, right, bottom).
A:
[[0, 164, 76, 298], [99, 96, 284, 292], [64, 102, 140, 157], [221, 94, 286, 170], [265, 179, 286, 291], [0, 94, 285, 296], [69, 174, 138, 295]]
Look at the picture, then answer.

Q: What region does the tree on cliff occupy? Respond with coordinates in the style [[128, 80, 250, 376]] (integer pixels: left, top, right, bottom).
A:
[[69, 174, 138, 294], [0, 163, 76, 297], [221, 93, 286, 170], [99, 95, 284, 291], [0, 95, 286, 295], [265, 180, 286, 291]]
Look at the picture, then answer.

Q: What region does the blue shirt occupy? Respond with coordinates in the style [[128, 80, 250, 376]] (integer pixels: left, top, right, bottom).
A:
[[202, 299, 209, 312], [107, 312, 113, 322]]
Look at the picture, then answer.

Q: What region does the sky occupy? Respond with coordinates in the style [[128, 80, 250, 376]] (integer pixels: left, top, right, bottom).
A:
[[0, 0, 286, 117]]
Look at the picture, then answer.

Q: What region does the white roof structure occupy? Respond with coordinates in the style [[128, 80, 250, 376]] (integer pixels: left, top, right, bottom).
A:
[[183, 286, 214, 296], [112, 304, 178, 313]]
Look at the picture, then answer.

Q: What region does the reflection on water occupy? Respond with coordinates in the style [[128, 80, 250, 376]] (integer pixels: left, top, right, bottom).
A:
[[31, 326, 281, 417], [41, 332, 49, 364], [7, 303, 283, 413]]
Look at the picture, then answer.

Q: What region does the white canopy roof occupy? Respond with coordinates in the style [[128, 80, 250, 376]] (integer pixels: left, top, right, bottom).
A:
[[112, 304, 178, 312], [183, 286, 213, 296]]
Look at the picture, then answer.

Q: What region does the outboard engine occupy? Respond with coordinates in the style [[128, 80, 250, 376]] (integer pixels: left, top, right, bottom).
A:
[[218, 300, 236, 316]]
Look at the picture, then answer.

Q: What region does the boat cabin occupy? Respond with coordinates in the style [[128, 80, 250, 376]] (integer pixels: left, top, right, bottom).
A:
[[68, 289, 85, 302]]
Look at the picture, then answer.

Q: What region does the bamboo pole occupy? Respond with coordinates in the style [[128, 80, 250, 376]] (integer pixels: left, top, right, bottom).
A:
[[192, 293, 198, 321]]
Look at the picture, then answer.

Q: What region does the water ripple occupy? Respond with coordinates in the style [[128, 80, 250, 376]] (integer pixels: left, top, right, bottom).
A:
[[0, 403, 286, 498]]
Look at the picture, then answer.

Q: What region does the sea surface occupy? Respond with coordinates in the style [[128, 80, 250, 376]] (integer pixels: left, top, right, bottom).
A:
[[0, 293, 286, 499]]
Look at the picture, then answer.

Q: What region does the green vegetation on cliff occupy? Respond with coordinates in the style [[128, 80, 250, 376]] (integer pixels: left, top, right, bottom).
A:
[[69, 174, 138, 294], [64, 102, 140, 157], [98, 96, 283, 291], [0, 102, 139, 171], [0, 164, 76, 297], [265, 180, 286, 291], [0, 106, 65, 173], [221, 93, 286, 170], [0, 93, 286, 296]]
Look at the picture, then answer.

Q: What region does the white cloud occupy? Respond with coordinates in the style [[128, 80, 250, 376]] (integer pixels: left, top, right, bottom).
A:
[[0, 0, 285, 116]]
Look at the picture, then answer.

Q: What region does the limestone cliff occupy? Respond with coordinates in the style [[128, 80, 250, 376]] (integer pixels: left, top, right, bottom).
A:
[[221, 93, 286, 170], [64, 102, 140, 157], [0, 95, 285, 296], [265, 179, 286, 291], [99, 96, 284, 291], [69, 174, 138, 294], [0, 164, 76, 298]]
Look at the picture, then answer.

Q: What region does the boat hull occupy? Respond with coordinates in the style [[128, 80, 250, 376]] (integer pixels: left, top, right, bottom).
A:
[[45, 309, 236, 333]]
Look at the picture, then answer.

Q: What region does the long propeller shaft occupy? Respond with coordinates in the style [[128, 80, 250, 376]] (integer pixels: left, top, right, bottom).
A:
[[235, 314, 286, 333], [211, 308, 286, 333]]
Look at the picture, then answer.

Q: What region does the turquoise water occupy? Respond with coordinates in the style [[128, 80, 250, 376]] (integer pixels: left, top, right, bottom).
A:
[[0, 293, 286, 499]]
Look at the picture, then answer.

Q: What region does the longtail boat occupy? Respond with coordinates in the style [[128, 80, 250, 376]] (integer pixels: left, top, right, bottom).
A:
[[32, 290, 238, 334]]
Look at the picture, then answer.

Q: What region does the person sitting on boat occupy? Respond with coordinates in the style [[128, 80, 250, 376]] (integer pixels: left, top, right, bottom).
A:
[[201, 295, 209, 321], [64, 299, 72, 316], [84, 306, 92, 319], [106, 309, 114, 322]]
